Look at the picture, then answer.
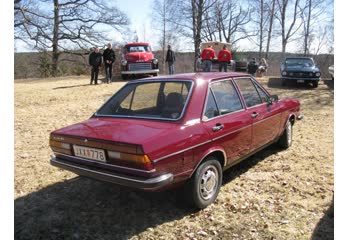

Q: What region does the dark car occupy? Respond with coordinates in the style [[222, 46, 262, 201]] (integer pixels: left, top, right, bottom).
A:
[[280, 57, 321, 88], [49, 72, 303, 209]]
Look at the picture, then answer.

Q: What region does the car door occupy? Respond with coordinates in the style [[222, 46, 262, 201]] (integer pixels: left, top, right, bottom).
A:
[[202, 79, 252, 165], [234, 78, 281, 151]]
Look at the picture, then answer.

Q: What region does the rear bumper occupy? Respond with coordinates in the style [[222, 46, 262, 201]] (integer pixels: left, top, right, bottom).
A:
[[50, 157, 173, 190], [121, 69, 159, 75]]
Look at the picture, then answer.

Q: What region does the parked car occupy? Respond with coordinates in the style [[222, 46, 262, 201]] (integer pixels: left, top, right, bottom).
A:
[[234, 58, 248, 72], [49, 72, 303, 208], [328, 65, 334, 80], [280, 57, 321, 88], [121, 42, 159, 80]]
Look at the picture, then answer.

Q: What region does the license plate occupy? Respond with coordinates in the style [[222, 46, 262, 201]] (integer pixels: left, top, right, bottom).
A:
[[73, 145, 106, 162], [297, 80, 304, 83]]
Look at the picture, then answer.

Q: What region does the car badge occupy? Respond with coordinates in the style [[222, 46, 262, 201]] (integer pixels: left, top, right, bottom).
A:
[[84, 139, 88, 142]]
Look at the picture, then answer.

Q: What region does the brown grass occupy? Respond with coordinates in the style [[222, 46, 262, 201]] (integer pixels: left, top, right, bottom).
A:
[[15, 75, 334, 240]]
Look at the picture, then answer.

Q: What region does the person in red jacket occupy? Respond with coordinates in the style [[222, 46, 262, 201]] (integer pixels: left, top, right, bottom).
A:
[[218, 45, 232, 72], [201, 45, 215, 72]]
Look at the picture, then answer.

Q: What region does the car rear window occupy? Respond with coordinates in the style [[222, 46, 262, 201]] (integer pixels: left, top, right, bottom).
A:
[[96, 80, 192, 120]]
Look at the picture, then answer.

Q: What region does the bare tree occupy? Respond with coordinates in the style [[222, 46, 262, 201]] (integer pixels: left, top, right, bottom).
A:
[[275, 0, 303, 58], [298, 0, 328, 56], [151, 0, 178, 73], [15, 0, 129, 76], [174, 0, 218, 71], [250, 0, 270, 57], [265, 0, 276, 59], [202, 0, 253, 46]]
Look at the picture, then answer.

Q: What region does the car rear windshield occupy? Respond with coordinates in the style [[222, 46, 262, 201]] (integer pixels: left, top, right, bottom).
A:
[[96, 80, 193, 120], [285, 58, 314, 67]]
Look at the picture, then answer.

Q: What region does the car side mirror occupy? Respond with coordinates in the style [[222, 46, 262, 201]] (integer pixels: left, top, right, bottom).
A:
[[268, 95, 279, 105]]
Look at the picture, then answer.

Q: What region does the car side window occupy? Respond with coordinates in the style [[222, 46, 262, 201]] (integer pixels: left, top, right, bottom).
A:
[[235, 78, 262, 107], [254, 82, 269, 103], [204, 80, 243, 120], [204, 90, 219, 119]]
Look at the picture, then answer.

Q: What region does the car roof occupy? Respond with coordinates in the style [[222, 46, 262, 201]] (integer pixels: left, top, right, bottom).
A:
[[137, 72, 251, 83], [285, 57, 314, 60], [125, 42, 150, 46]]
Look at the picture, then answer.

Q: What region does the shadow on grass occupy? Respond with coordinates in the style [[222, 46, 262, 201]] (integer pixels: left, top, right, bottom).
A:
[[323, 79, 334, 90], [15, 144, 285, 240], [311, 197, 334, 240], [222, 144, 281, 185], [267, 77, 320, 90], [53, 83, 92, 90], [15, 177, 196, 240]]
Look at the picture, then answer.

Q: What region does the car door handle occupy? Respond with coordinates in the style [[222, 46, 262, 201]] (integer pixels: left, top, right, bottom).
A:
[[212, 124, 224, 132], [251, 112, 259, 118]]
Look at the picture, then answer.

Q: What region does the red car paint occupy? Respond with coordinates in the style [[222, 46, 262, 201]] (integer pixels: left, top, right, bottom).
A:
[[50, 72, 301, 194]]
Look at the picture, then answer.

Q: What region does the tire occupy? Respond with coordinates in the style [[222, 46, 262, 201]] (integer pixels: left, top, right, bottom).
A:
[[312, 81, 319, 88], [278, 120, 292, 149], [187, 157, 222, 209]]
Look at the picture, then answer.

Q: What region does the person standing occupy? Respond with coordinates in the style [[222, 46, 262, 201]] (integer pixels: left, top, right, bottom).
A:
[[201, 45, 215, 72], [89, 47, 102, 85], [165, 45, 176, 75], [247, 57, 259, 77], [217, 45, 232, 72], [257, 58, 268, 76], [103, 43, 115, 84]]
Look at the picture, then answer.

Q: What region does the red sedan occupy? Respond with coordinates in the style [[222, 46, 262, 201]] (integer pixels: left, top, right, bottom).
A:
[[49, 72, 302, 208]]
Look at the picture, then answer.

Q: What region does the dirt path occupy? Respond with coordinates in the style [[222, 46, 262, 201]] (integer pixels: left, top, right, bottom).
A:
[[14, 76, 334, 240]]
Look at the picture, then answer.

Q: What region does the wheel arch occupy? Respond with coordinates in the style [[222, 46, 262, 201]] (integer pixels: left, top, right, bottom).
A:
[[190, 148, 226, 178]]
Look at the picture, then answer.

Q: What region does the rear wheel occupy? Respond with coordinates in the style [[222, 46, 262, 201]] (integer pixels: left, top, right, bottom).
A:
[[278, 120, 293, 149], [187, 157, 222, 209]]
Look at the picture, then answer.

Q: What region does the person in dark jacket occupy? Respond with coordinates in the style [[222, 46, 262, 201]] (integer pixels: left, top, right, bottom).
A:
[[103, 43, 115, 84], [247, 58, 259, 76], [165, 45, 176, 75], [89, 47, 102, 85]]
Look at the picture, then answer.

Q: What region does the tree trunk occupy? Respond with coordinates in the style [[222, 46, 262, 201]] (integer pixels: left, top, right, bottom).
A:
[[192, 0, 204, 72], [52, 0, 59, 76], [162, 0, 166, 74], [259, 0, 264, 58], [265, 0, 275, 59], [303, 0, 312, 56]]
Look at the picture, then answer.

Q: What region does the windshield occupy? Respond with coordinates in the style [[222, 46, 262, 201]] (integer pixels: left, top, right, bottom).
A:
[[126, 45, 150, 53], [285, 58, 314, 67], [96, 80, 193, 120]]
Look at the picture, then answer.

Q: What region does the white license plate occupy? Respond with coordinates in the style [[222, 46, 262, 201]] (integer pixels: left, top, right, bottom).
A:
[[297, 80, 304, 83], [73, 145, 106, 162]]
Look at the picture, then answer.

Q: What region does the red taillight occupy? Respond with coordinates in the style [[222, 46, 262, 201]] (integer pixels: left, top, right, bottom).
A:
[[108, 151, 153, 170]]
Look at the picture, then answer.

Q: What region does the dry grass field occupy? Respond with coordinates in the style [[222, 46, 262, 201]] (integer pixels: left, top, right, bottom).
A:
[[14, 75, 334, 240]]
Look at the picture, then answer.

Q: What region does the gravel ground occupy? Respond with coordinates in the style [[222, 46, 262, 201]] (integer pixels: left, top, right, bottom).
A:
[[14, 76, 334, 240]]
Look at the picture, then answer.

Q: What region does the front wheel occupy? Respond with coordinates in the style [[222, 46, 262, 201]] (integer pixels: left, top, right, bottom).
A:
[[187, 157, 222, 209], [278, 120, 293, 149], [312, 81, 319, 88]]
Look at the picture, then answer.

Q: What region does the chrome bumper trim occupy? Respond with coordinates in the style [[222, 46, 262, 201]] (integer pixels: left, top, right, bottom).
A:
[[121, 69, 159, 74], [50, 157, 173, 190]]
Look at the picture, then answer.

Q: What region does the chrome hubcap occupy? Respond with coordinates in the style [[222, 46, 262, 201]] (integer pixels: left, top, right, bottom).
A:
[[199, 166, 218, 200]]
